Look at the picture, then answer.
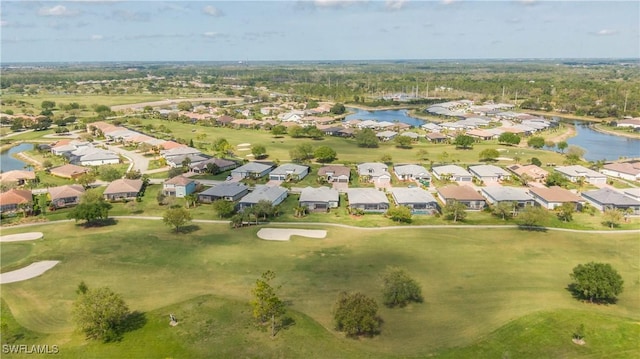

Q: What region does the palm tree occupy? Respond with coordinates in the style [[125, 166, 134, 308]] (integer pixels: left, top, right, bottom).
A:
[[184, 193, 198, 209]]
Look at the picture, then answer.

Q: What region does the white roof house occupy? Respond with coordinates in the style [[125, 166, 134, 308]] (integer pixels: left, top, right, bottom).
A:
[[480, 187, 535, 207], [231, 162, 273, 179], [346, 188, 389, 212], [299, 186, 340, 211], [431, 165, 473, 182], [357, 163, 391, 183], [238, 185, 288, 210], [389, 187, 438, 214], [468, 165, 511, 182], [555, 165, 607, 184], [393, 164, 431, 180], [269, 163, 309, 181]]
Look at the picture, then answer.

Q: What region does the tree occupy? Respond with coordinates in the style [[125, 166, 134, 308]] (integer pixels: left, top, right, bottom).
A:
[[330, 103, 346, 115], [177, 101, 193, 111], [381, 267, 423, 308], [156, 192, 167, 205], [184, 193, 198, 209], [124, 170, 142, 180], [206, 162, 220, 175], [355, 129, 379, 148], [498, 132, 521, 146], [492, 201, 516, 220], [385, 206, 412, 223], [253, 200, 274, 220], [271, 125, 287, 137], [565, 145, 586, 164], [333, 292, 381, 337], [557, 141, 568, 153], [41, 100, 56, 110], [453, 135, 474, 149], [556, 202, 575, 222], [250, 270, 286, 337], [416, 148, 429, 161], [68, 190, 113, 225], [212, 199, 236, 218], [213, 138, 231, 156], [162, 207, 192, 232], [394, 135, 413, 149], [517, 206, 548, 229], [602, 208, 623, 228], [479, 148, 499, 162], [73, 286, 130, 342], [527, 136, 546, 149], [289, 143, 314, 163], [251, 144, 267, 159], [442, 201, 467, 222], [99, 166, 122, 182], [530, 157, 542, 167], [167, 167, 184, 179], [314, 145, 337, 163], [545, 172, 568, 187], [569, 262, 624, 303]]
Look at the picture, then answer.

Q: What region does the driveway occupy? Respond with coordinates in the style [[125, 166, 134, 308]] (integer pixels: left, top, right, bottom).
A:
[[105, 144, 150, 172]]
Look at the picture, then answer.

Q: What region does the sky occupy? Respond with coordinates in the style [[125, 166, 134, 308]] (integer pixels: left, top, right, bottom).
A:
[[1, 1, 639, 63]]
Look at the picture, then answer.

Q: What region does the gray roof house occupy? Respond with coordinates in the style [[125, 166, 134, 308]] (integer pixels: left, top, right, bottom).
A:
[[238, 185, 288, 211], [198, 182, 249, 203], [389, 187, 438, 214], [357, 163, 391, 184], [554, 165, 607, 184], [190, 158, 238, 174], [346, 188, 389, 213], [393, 164, 431, 181], [299, 186, 340, 212], [376, 130, 398, 141], [231, 162, 273, 180], [480, 186, 535, 208], [431, 165, 473, 182], [581, 188, 640, 215], [269, 163, 309, 181], [469, 165, 511, 182]]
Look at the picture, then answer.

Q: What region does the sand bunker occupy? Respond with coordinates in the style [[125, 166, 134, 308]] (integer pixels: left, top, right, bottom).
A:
[[0, 232, 43, 242], [0, 261, 60, 284], [257, 228, 327, 241]]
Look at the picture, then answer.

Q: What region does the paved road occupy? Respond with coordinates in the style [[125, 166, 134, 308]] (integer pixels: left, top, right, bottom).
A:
[[105, 144, 150, 172]]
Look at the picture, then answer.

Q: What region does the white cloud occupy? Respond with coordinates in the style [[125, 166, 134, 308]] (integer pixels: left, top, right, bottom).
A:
[[0, 20, 7, 27], [91, 34, 104, 40], [110, 9, 150, 22], [385, 0, 407, 10], [203, 31, 221, 38], [593, 29, 618, 36], [441, 0, 457, 5], [312, 0, 363, 8], [38, 5, 80, 17], [203, 5, 224, 17]]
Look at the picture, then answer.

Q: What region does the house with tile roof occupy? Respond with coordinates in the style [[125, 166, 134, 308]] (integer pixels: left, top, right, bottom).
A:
[[49, 164, 91, 180], [103, 179, 144, 201], [0, 188, 33, 214], [163, 175, 197, 198], [48, 184, 85, 209], [437, 185, 486, 210], [0, 170, 36, 186], [528, 186, 584, 210], [318, 165, 351, 183], [507, 164, 548, 183], [600, 162, 640, 181]]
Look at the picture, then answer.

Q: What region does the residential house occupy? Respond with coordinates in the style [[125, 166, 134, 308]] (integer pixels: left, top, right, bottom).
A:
[[238, 185, 288, 211], [480, 186, 535, 208], [103, 179, 144, 201], [425, 132, 448, 143], [318, 165, 351, 183], [400, 132, 420, 140], [616, 118, 640, 129], [437, 185, 486, 210], [421, 123, 442, 132], [0, 170, 36, 186], [163, 175, 197, 198], [70, 147, 120, 166], [346, 188, 389, 213], [393, 164, 431, 183], [0, 188, 32, 214], [528, 186, 584, 210], [468, 165, 511, 183], [49, 164, 91, 180], [269, 163, 309, 181], [198, 182, 249, 203], [431, 165, 473, 182], [231, 162, 273, 180], [189, 158, 238, 174], [622, 188, 640, 201], [376, 130, 398, 141], [166, 154, 210, 168], [554, 165, 607, 185], [357, 163, 391, 184], [507, 164, 549, 183], [600, 162, 640, 181], [216, 115, 236, 126], [581, 188, 640, 215], [48, 184, 85, 209], [389, 187, 438, 214], [299, 186, 340, 212]]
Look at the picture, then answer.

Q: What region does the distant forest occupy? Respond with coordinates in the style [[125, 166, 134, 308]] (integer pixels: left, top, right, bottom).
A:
[[2, 59, 638, 118]]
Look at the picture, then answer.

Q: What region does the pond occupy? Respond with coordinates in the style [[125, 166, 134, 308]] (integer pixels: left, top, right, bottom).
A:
[[0, 143, 34, 172], [345, 108, 640, 161]]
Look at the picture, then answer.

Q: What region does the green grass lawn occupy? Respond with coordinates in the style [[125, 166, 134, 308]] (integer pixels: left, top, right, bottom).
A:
[[0, 220, 638, 358]]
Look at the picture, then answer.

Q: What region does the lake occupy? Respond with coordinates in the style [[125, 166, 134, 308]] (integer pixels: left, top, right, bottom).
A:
[[0, 143, 34, 172], [566, 121, 640, 161], [346, 108, 640, 162]]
